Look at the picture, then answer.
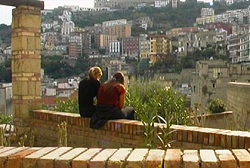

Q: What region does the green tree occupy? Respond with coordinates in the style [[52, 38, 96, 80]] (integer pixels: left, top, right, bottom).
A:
[[41, 55, 90, 79], [74, 54, 89, 75], [0, 24, 11, 46]]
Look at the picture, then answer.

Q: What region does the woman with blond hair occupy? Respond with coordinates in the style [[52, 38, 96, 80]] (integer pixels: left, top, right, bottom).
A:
[[78, 66, 102, 117], [90, 71, 135, 129]]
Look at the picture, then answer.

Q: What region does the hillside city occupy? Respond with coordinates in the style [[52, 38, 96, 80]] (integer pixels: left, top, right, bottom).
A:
[[1, 0, 250, 116]]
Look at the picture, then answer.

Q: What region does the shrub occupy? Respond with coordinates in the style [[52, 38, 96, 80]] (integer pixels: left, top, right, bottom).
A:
[[126, 79, 189, 125], [54, 98, 79, 113], [208, 99, 226, 113], [0, 113, 12, 125], [126, 79, 190, 148]]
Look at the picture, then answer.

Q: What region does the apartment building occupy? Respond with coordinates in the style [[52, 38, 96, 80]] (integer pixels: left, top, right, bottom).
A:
[[197, 7, 249, 25], [109, 40, 121, 57], [139, 35, 150, 59], [102, 19, 132, 38], [103, 24, 132, 38], [81, 30, 92, 52], [68, 31, 83, 58], [228, 33, 250, 64], [102, 19, 127, 27], [193, 30, 216, 48], [227, 24, 250, 64], [166, 27, 199, 37], [130, 16, 153, 30], [97, 34, 118, 49], [196, 8, 215, 25], [61, 21, 75, 35], [191, 60, 250, 113], [176, 30, 218, 58], [121, 36, 139, 58], [149, 34, 171, 64], [155, 0, 169, 8]]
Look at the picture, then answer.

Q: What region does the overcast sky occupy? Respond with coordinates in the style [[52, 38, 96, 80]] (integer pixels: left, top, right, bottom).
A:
[[0, 0, 94, 25]]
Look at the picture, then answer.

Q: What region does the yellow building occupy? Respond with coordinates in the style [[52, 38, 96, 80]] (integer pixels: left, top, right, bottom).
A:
[[149, 35, 172, 64], [196, 15, 216, 25], [104, 24, 131, 38], [98, 34, 118, 48]]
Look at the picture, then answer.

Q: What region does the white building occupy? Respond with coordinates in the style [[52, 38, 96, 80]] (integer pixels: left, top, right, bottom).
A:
[[44, 88, 57, 96], [61, 21, 75, 35], [63, 5, 80, 12], [109, 40, 121, 57], [41, 9, 53, 15], [103, 19, 127, 27], [3, 46, 11, 55], [201, 8, 214, 17], [155, 0, 169, 8]]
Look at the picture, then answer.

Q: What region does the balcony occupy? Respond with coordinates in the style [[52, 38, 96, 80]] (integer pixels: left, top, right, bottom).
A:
[[232, 55, 250, 63]]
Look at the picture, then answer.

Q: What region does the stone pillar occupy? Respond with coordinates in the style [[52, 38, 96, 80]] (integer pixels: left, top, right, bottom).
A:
[[11, 5, 42, 133]]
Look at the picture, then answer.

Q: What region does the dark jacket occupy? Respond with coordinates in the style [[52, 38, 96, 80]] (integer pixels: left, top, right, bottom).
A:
[[78, 77, 100, 117]]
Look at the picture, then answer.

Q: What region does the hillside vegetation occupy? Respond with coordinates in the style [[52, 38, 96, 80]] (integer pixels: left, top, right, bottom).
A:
[[71, 1, 250, 31]]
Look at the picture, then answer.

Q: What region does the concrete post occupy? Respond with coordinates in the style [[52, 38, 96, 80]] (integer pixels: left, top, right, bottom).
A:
[[11, 5, 42, 134]]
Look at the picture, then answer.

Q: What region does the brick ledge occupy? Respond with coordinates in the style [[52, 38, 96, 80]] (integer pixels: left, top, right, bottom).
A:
[[0, 147, 250, 168]]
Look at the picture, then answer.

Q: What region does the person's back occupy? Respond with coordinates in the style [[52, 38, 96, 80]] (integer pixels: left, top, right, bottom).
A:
[[78, 77, 100, 117], [90, 71, 135, 129], [97, 82, 125, 109], [78, 66, 102, 118]]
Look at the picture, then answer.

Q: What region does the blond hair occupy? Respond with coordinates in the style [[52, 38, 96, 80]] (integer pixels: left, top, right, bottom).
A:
[[88, 66, 102, 80]]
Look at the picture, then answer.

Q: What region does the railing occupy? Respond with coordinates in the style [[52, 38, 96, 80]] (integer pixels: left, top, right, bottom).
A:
[[232, 55, 250, 63]]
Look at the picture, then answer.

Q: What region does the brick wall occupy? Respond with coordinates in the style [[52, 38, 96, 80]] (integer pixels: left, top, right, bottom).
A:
[[0, 147, 250, 168], [30, 110, 250, 149], [227, 82, 250, 129]]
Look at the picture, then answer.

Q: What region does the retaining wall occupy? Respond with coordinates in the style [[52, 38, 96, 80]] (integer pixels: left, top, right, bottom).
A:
[[227, 82, 250, 129]]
